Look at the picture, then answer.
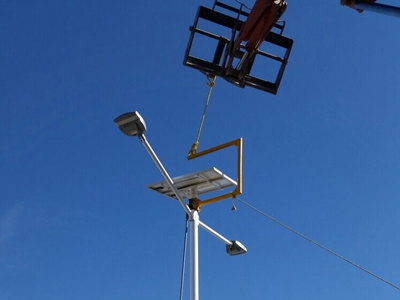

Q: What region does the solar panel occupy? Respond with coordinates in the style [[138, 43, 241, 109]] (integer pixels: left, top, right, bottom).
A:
[[147, 167, 237, 200]]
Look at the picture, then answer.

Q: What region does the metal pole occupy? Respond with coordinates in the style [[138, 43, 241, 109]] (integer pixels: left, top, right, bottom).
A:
[[355, 1, 400, 18], [190, 209, 199, 300], [138, 134, 199, 299], [199, 221, 232, 246], [138, 134, 192, 216]]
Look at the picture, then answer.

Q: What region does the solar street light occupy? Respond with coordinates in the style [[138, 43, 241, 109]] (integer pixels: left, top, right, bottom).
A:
[[114, 111, 147, 137], [227, 240, 247, 256], [114, 111, 246, 300]]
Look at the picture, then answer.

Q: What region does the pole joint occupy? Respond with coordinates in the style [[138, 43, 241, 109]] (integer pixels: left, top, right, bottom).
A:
[[189, 198, 202, 212]]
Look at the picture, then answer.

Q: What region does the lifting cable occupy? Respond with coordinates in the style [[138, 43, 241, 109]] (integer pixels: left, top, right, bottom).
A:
[[188, 74, 216, 156], [233, 196, 400, 292]]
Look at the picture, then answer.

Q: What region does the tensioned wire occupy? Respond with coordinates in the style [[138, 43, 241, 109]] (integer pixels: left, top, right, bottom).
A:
[[193, 75, 216, 147], [234, 196, 400, 291]]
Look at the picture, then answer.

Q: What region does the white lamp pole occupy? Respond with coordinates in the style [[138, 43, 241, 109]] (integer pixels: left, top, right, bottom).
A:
[[138, 134, 200, 300], [190, 210, 199, 300]]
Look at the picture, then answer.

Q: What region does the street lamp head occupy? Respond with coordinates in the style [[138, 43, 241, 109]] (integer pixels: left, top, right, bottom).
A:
[[114, 111, 147, 136], [226, 240, 247, 256]]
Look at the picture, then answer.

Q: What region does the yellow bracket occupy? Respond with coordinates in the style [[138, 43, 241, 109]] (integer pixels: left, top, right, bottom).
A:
[[187, 138, 242, 210]]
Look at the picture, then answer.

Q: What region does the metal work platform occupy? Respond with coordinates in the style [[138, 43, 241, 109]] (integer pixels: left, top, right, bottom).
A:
[[183, 1, 294, 95]]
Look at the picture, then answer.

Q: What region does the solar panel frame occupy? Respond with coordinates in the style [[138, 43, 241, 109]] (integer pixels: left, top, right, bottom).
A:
[[146, 167, 237, 200]]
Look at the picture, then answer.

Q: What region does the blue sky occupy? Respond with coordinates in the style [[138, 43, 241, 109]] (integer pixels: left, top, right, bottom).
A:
[[1, 1, 400, 299]]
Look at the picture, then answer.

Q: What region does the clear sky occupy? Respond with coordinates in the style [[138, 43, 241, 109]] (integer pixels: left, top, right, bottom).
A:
[[1, 1, 400, 299]]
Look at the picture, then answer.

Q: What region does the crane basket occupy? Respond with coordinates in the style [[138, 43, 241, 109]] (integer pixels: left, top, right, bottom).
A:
[[183, 0, 294, 95]]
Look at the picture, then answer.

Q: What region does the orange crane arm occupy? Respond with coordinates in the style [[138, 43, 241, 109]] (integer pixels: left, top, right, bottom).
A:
[[231, 0, 287, 56]]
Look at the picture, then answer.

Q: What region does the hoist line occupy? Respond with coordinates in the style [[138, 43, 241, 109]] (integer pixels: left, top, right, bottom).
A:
[[195, 75, 216, 144], [235, 196, 400, 291], [188, 75, 216, 155]]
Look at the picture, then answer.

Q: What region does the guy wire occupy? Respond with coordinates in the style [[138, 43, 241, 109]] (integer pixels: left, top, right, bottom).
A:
[[235, 196, 400, 291]]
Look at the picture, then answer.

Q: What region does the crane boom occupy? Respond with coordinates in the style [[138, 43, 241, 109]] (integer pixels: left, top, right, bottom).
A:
[[226, 0, 287, 76], [341, 0, 400, 18]]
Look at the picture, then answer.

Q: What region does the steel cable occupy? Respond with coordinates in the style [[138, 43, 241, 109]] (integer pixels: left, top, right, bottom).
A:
[[235, 196, 400, 291], [188, 75, 216, 156], [179, 217, 189, 300]]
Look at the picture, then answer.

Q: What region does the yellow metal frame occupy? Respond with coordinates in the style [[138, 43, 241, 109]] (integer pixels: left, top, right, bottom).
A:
[[187, 138, 242, 210]]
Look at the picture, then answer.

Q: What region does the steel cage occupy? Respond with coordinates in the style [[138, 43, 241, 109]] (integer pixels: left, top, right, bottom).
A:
[[183, 1, 294, 95]]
